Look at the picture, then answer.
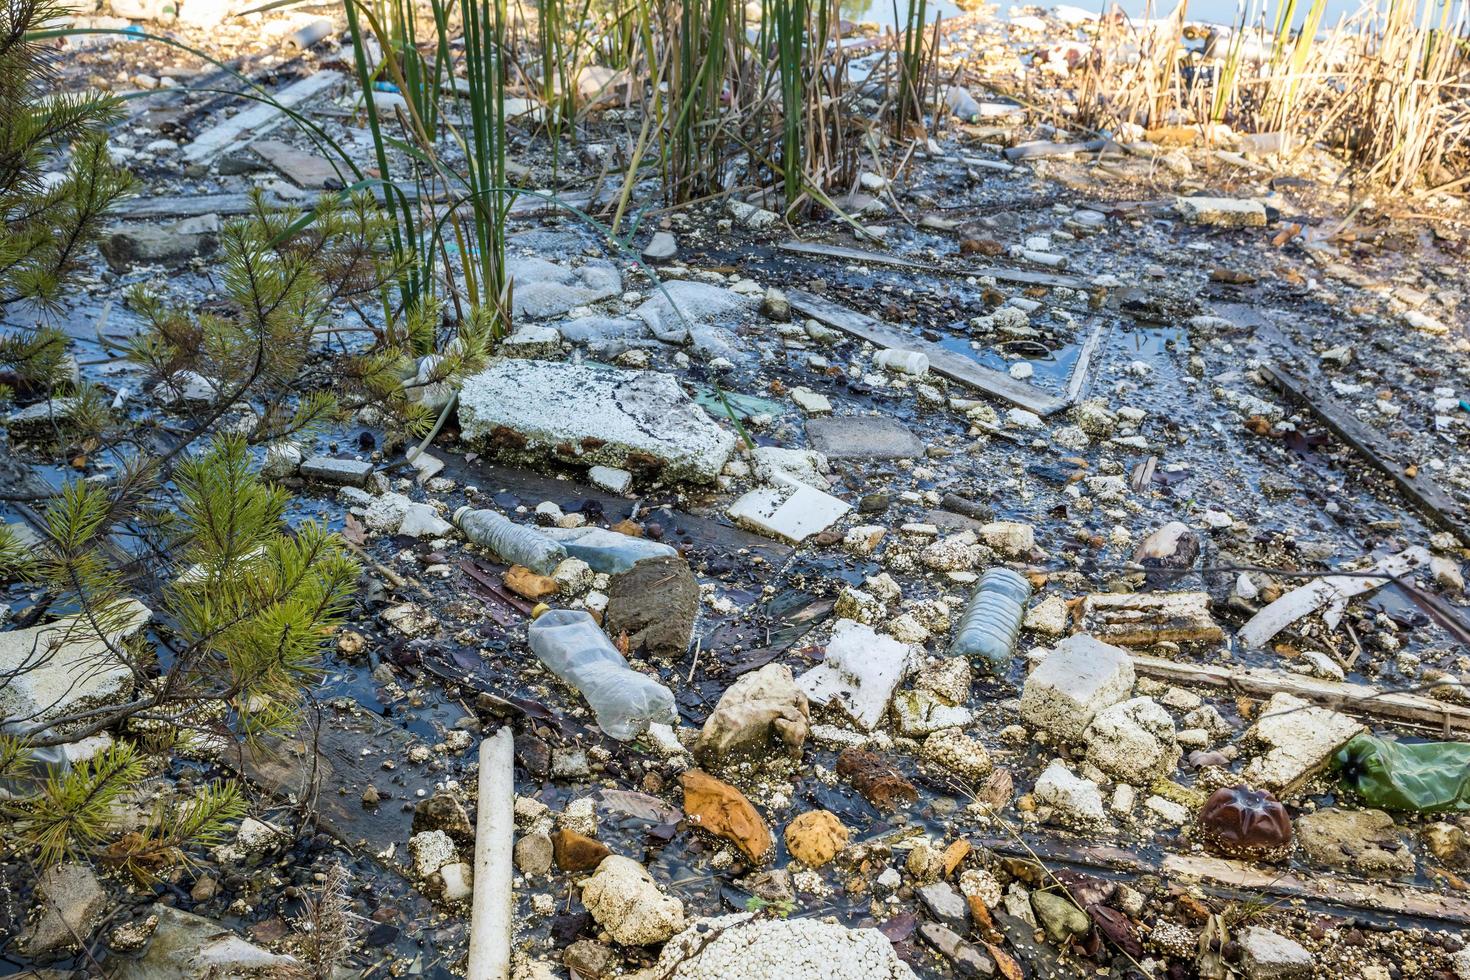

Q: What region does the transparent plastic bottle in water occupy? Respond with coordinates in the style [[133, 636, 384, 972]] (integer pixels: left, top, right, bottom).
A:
[[542, 525, 677, 574], [526, 609, 678, 740], [454, 507, 568, 575], [949, 567, 1032, 672]]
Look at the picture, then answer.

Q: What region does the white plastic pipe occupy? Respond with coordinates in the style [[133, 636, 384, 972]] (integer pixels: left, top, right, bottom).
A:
[[467, 727, 514, 980]]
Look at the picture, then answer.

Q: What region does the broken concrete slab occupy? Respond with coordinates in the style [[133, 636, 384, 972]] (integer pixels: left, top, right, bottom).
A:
[[457, 359, 737, 483], [1076, 591, 1224, 646], [1242, 693, 1364, 797], [109, 905, 296, 979], [797, 619, 918, 731], [727, 478, 850, 544], [0, 600, 151, 730], [633, 280, 756, 343], [1175, 196, 1267, 228], [98, 214, 220, 271], [250, 139, 343, 188], [507, 256, 621, 319], [4, 397, 85, 438], [1019, 634, 1135, 740], [18, 863, 107, 956], [805, 416, 925, 460], [300, 455, 375, 488], [1297, 808, 1415, 878]]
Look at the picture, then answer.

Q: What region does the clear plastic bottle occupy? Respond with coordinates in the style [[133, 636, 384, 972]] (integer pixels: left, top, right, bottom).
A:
[[874, 348, 930, 377], [454, 507, 568, 575], [0, 742, 69, 799], [949, 567, 1032, 672], [542, 525, 677, 574], [527, 609, 678, 740]]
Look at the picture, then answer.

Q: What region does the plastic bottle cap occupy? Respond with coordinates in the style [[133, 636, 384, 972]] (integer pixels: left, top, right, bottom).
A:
[[453, 505, 470, 524], [531, 602, 550, 619]]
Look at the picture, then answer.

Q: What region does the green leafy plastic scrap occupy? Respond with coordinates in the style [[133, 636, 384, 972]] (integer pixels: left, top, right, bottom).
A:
[[1333, 733, 1470, 813]]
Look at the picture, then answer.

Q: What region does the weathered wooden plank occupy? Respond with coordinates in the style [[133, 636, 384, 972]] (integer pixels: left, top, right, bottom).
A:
[[788, 289, 1070, 416], [967, 265, 1093, 289], [181, 70, 344, 164], [1065, 316, 1106, 403], [1266, 364, 1470, 545], [779, 240, 924, 269], [980, 834, 1470, 928], [1237, 546, 1430, 648], [1130, 653, 1470, 735]]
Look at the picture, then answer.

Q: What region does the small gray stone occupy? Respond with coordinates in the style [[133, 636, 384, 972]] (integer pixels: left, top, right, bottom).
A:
[[1238, 926, 1314, 978], [642, 231, 677, 262], [514, 832, 554, 875], [1030, 891, 1090, 945], [917, 881, 969, 931], [918, 921, 995, 977]]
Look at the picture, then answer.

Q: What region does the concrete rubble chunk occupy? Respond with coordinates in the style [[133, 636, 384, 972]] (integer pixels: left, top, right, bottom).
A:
[[797, 619, 918, 731], [108, 905, 296, 979], [1019, 634, 1135, 740], [300, 455, 375, 488], [458, 360, 736, 483], [1175, 196, 1268, 228], [806, 416, 925, 459], [1033, 759, 1107, 828], [581, 855, 687, 946], [506, 255, 621, 319], [1238, 926, 1314, 979], [1242, 692, 1364, 796], [98, 214, 221, 271], [653, 912, 918, 979], [0, 599, 151, 729], [1084, 696, 1180, 784]]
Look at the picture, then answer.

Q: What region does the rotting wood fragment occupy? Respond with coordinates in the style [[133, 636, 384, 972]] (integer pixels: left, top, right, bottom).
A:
[[1237, 546, 1431, 648], [788, 290, 1074, 416], [779, 240, 924, 269], [1130, 653, 1470, 735], [181, 70, 345, 164], [1266, 364, 1470, 546], [1075, 591, 1223, 646], [978, 834, 1470, 927]]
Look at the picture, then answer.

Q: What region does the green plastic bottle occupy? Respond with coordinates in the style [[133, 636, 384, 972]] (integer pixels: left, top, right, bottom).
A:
[[1332, 733, 1470, 812]]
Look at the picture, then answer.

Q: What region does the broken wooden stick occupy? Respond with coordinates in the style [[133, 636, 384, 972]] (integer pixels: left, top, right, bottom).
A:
[[787, 290, 1076, 416], [467, 727, 515, 980], [1237, 546, 1430, 648], [1266, 365, 1470, 546], [1131, 653, 1470, 735], [981, 834, 1470, 927]]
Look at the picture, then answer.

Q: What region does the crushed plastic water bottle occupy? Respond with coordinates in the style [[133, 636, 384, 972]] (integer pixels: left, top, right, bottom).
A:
[[949, 567, 1032, 672], [527, 609, 678, 740], [542, 525, 677, 574], [454, 507, 567, 575]]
